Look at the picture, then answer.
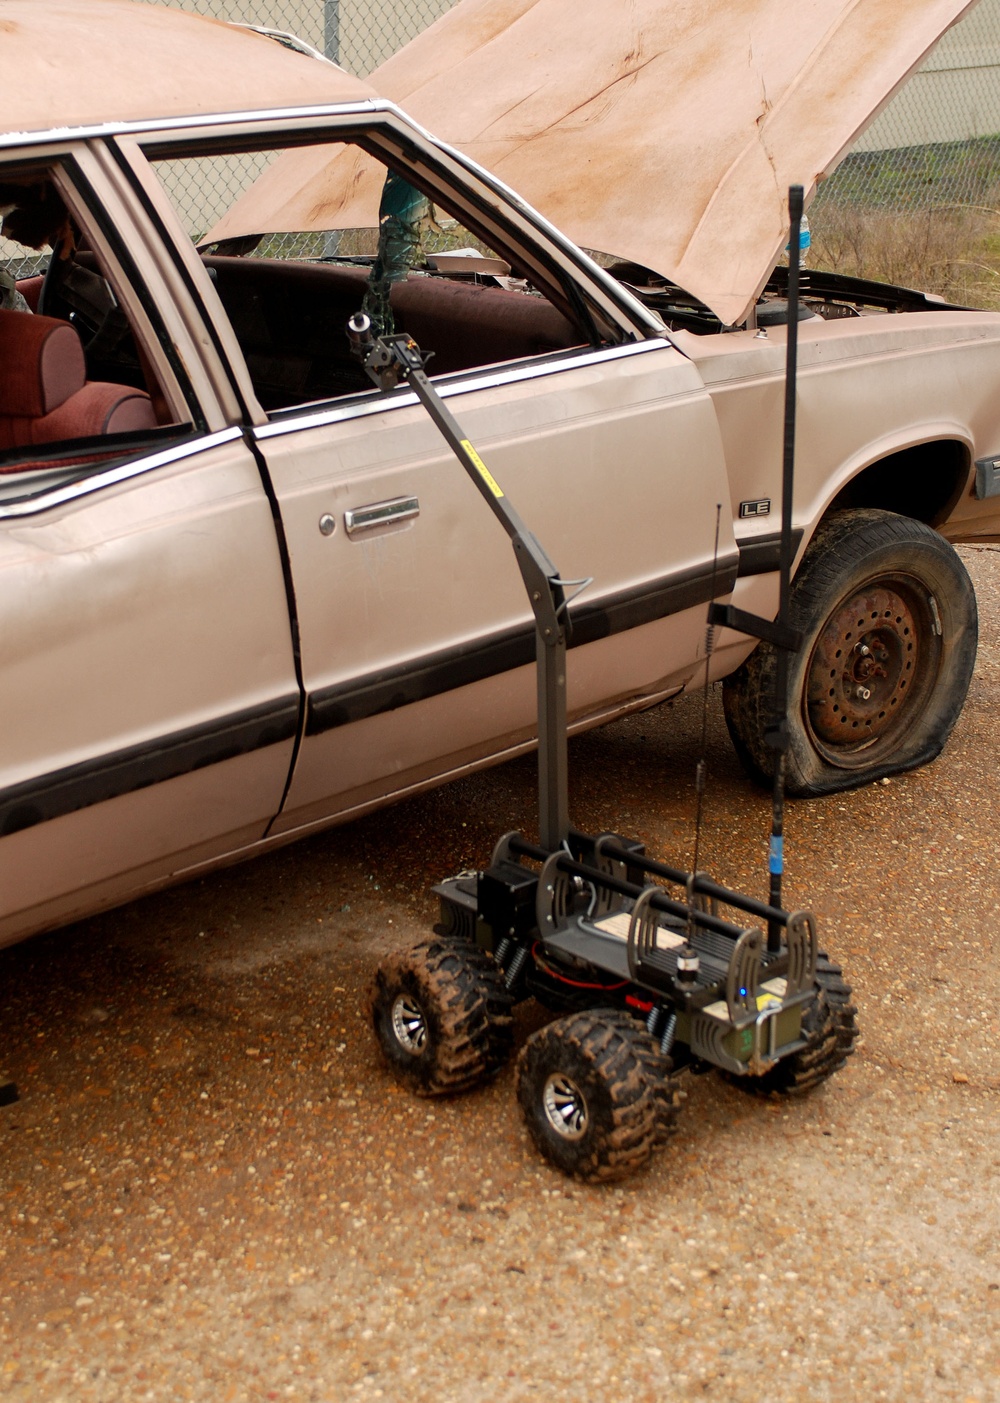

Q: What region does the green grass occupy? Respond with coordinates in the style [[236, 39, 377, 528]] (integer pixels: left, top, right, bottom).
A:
[[816, 134, 1000, 210], [811, 135, 1000, 307]]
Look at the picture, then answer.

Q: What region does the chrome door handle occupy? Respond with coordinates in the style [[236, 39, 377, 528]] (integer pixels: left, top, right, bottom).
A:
[[343, 495, 420, 536]]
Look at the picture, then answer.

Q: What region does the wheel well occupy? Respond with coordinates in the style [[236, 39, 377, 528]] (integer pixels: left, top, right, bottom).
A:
[[826, 440, 969, 526]]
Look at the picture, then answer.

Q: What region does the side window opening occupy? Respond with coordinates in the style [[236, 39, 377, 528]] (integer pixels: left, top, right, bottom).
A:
[[150, 143, 592, 417], [0, 164, 193, 488]]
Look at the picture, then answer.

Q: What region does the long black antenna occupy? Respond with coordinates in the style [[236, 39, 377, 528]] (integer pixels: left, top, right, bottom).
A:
[[687, 504, 722, 931], [766, 184, 805, 950]]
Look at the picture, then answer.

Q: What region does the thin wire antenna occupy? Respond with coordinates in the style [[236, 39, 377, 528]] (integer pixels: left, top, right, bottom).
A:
[[687, 503, 722, 932]]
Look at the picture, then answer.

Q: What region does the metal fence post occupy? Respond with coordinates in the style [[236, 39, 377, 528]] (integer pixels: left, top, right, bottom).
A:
[[324, 0, 339, 64]]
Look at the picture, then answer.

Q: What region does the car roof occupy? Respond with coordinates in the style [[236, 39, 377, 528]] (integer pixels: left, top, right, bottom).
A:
[[0, 0, 375, 135]]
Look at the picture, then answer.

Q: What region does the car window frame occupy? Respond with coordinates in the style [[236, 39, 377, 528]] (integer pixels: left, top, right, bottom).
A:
[[0, 147, 194, 410], [0, 139, 251, 509], [107, 107, 668, 429]]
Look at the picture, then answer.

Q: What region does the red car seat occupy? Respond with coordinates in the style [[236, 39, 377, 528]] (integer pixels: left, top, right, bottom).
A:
[[0, 308, 155, 452]]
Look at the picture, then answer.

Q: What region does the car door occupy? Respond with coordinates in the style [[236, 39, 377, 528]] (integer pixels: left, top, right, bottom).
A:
[[121, 119, 738, 840], [0, 146, 298, 946], [253, 339, 736, 836]]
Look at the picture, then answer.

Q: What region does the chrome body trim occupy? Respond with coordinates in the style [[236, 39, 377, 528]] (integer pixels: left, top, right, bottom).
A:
[[0, 427, 243, 520], [0, 100, 389, 151], [255, 340, 671, 442], [344, 495, 420, 536]]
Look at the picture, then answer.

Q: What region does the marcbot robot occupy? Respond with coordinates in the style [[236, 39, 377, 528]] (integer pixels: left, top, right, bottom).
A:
[[358, 190, 857, 1182]]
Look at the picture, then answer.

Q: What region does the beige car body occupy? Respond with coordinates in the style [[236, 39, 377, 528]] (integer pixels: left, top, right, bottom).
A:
[[1, 1, 998, 948]]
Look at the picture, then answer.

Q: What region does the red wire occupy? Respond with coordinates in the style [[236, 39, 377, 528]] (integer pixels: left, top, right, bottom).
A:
[[531, 942, 629, 991]]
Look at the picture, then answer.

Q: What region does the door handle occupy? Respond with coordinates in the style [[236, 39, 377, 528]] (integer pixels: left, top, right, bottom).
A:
[[343, 495, 420, 536]]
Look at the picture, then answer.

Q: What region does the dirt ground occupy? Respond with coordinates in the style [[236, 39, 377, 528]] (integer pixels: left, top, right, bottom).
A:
[[1, 549, 999, 1403]]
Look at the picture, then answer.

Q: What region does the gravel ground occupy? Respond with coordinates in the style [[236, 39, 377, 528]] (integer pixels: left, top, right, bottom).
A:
[[1, 548, 999, 1403]]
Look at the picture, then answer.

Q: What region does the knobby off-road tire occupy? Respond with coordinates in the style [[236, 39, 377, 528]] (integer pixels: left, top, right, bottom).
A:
[[515, 1010, 662, 1182], [371, 938, 514, 1096], [600, 1009, 686, 1146], [723, 509, 977, 796], [725, 955, 858, 1098]]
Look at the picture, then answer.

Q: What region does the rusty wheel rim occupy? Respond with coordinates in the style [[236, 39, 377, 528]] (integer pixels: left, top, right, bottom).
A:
[[805, 579, 939, 764]]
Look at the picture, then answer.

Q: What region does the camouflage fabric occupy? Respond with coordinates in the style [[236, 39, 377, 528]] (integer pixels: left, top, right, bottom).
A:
[[361, 172, 431, 336], [0, 266, 30, 313]]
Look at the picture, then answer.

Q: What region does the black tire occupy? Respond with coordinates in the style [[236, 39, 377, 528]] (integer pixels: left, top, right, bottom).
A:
[[371, 938, 514, 1096], [528, 1004, 687, 1142], [723, 509, 977, 796], [618, 1013, 687, 1145], [724, 955, 858, 1097], [515, 1010, 658, 1182]]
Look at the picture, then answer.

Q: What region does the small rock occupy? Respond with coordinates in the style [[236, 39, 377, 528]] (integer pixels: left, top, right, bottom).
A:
[[952, 1072, 970, 1084], [74, 1296, 94, 1309]]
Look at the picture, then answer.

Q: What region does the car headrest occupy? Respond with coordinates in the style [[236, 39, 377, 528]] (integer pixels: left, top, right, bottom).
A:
[[0, 308, 86, 417]]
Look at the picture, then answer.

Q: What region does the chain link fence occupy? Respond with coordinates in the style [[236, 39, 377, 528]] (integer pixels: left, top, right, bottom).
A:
[[140, 0, 458, 78], [811, 0, 1000, 303], [122, 1, 457, 251]]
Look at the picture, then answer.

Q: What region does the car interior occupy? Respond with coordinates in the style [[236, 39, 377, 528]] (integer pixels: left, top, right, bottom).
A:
[[201, 252, 584, 412], [151, 144, 597, 414], [0, 169, 185, 483]]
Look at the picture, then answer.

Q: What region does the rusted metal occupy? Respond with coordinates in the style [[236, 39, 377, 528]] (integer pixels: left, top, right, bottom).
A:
[[807, 583, 922, 747]]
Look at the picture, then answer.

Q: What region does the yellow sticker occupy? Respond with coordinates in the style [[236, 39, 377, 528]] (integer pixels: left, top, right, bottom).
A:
[[756, 993, 783, 1012], [460, 439, 504, 498]]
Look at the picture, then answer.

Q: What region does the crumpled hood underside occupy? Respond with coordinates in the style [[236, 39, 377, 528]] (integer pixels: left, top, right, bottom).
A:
[[208, 0, 978, 326]]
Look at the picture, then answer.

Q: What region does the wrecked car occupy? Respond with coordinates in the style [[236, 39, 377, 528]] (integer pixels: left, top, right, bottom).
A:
[[0, 0, 995, 949]]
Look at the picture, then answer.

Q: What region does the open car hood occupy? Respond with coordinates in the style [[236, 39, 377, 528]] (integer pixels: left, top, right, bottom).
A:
[[207, 0, 978, 327]]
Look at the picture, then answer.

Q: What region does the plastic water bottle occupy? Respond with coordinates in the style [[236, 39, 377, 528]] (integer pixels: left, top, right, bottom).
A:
[[786, 216, 811, 266]]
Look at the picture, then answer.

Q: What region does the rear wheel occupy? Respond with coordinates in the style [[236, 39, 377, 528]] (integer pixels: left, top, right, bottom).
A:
[[371, 938, 513, 1096], [516, 1010, 658, 1182], [724, 509, 977, 796]]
